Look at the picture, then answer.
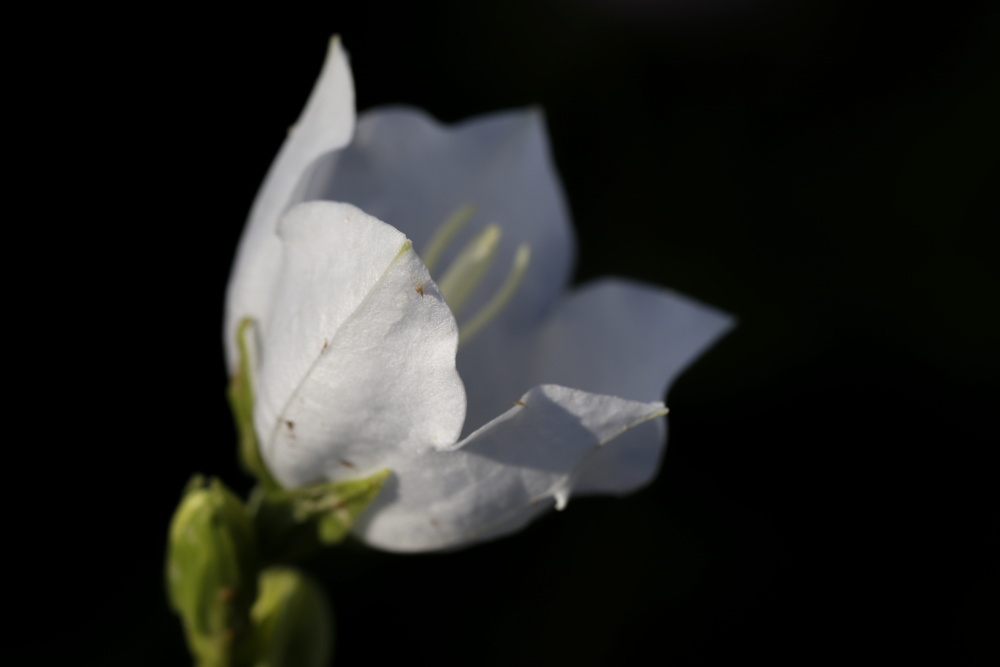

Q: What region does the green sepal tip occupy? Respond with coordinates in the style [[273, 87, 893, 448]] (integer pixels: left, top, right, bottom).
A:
[[228, 318, 281, 492]]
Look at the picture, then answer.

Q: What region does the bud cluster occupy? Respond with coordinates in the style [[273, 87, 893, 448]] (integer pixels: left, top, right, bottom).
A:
[[166, 476, 339, 667]]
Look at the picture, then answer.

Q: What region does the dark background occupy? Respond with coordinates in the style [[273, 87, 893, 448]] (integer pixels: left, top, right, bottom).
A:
[[35, 0, 997, 664]]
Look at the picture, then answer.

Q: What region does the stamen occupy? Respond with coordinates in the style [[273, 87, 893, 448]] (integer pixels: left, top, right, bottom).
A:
[[458, 244, 531, 347], [437, 224, 502, 315], [417, 205, 533, 346], [421, 204, 475, 273]]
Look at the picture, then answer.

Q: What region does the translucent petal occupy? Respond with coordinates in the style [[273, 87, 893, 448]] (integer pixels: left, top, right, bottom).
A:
[[530, 279, 732, 494], [352, 385, 666, 552], [528, 278, 734, 399], [255, 202, 466, 489], [570, 416, 667, 495], [225, 37, 355, 371], [294, 106, 574, 342], [460, 278, 734, 441]]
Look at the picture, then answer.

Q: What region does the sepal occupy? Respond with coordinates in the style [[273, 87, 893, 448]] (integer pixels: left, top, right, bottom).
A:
[[249, 469, 390, 563], [228, 317, 280, 491]]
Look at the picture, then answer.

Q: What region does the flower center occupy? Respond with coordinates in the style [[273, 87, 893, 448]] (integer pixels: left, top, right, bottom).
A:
[[421, 205, 531, 347]]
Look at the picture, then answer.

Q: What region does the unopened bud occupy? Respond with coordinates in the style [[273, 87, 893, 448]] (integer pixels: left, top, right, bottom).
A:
[[250, 567, 333, 667], [166, 475, 259, 665]]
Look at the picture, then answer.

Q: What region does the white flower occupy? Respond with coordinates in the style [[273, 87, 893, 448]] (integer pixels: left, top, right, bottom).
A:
[[224, 37, 733, 552]]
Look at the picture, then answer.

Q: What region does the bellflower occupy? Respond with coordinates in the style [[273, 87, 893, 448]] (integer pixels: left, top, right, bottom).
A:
[[225, 38, 732, 552]]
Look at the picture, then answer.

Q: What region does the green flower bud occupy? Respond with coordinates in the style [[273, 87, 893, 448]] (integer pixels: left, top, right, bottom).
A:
[[166, 475, 259, 667], [250, 567, 332, 667]]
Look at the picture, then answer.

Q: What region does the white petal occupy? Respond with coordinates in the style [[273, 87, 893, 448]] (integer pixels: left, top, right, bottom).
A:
[[292, 106, 577, 438], [531, 278, 733, 493], [459, 278, 734, 444], [255, 201, 466, 489], [293, 106, 575, 338], [225, 36, 355, 370], [569, 416, 667, 494], [529, 278, 734, 399], [353, 385, 666, 552]]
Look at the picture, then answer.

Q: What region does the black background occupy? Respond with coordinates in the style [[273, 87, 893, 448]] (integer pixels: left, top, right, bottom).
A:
[[29, 0, 997, 664]]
